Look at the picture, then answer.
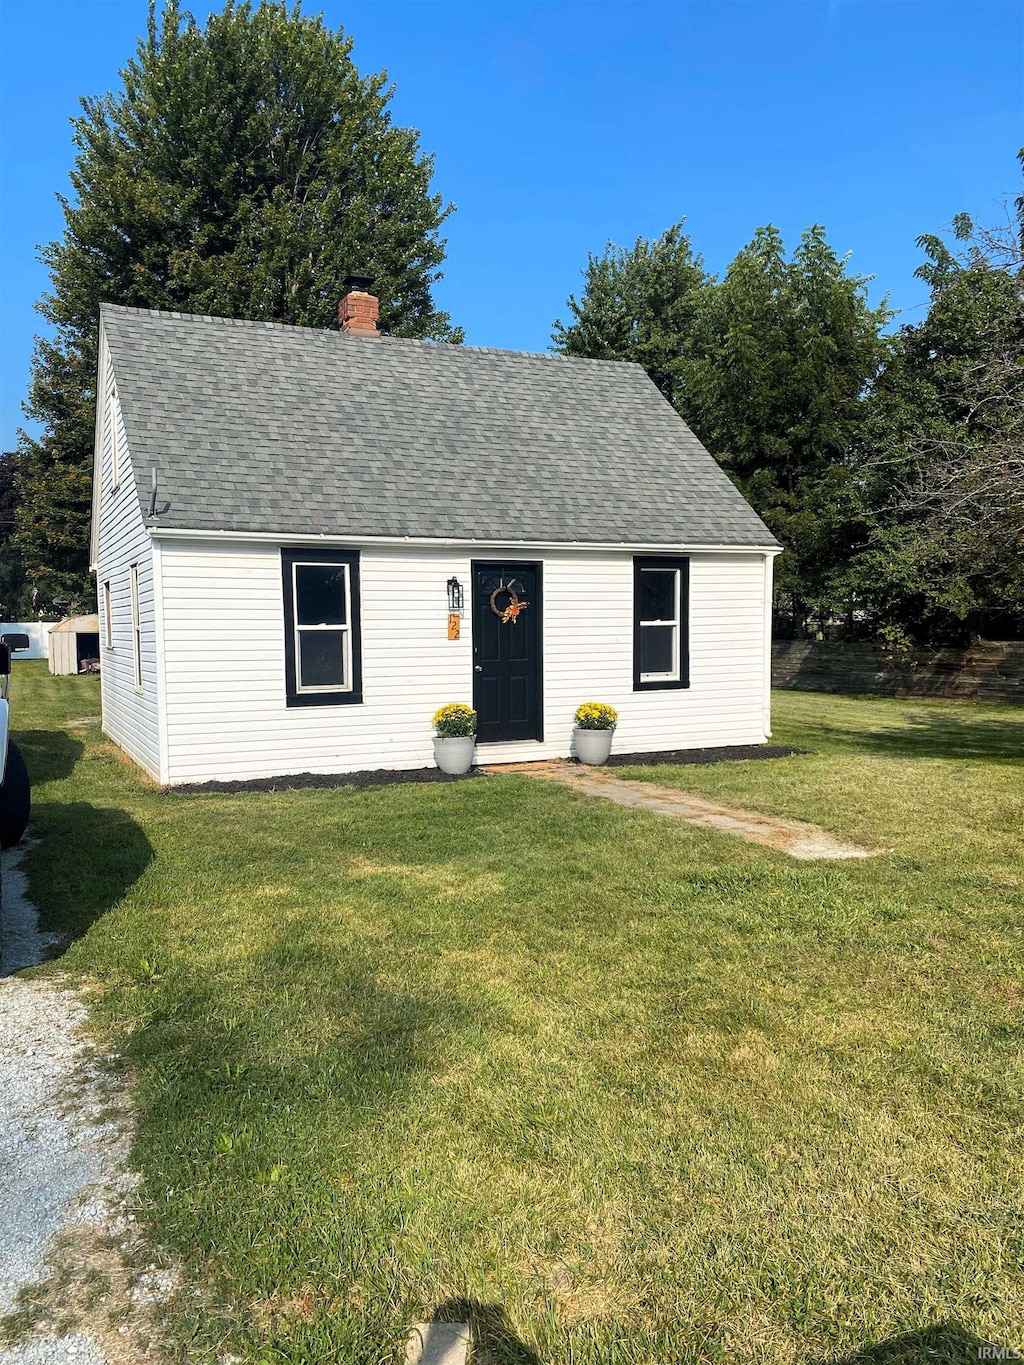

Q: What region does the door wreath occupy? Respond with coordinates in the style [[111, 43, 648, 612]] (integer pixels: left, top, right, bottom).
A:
[[489, 581, 530, 625]]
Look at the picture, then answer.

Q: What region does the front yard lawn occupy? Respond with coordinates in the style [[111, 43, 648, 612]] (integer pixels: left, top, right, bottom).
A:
[[12, 663, 1024, 1363]]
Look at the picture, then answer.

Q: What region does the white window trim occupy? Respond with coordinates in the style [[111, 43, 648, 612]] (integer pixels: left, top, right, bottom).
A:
[[292, 560, 352, 694], [638, 567, 681, 683], [129, 564, 142, 691], [103, 581, 113, 649], [109, 389, 121, 490]]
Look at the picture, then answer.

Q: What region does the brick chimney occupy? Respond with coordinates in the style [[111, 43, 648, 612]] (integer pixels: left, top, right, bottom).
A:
[[339, 273, 379, 337]]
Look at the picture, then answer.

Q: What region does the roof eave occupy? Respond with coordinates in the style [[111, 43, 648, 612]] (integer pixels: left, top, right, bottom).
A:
[[146, 526, 781, 554]]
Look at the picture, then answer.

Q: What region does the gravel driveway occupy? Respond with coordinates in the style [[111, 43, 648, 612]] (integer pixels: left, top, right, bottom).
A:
[[0, 850, 163, 1364]]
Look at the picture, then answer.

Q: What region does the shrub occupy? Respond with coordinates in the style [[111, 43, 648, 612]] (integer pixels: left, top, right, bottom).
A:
[[574, 702, 618, 730], [432, 703, 477, 738]]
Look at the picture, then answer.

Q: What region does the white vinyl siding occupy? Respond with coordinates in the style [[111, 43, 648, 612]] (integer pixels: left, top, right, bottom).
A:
[[155, 539, 773, 785], [93, 333, 162, 780]]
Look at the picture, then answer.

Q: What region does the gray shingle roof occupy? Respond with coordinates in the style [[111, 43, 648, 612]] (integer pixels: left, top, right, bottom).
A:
[[100, 303, 776, 547]]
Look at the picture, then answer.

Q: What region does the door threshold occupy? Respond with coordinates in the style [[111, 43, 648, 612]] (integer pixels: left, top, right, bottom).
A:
[[475, 741, 547, 753]]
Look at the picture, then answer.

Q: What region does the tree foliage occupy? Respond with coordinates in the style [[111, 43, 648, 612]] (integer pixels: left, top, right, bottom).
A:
[[17, 0, 460, 611], [849, 188, 1024, 642], [555, 157, 1023, 644], [554, 222, 891, 633], [552, 223, 709, 408], [0, 453, 31, 619], [684, 225, 891, 626]]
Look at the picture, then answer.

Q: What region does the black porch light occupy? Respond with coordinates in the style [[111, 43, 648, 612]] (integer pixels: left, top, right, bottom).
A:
[[446, 576, 464, 612]]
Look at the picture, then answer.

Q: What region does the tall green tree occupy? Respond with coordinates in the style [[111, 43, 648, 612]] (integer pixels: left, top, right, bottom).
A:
[[850, 160, 1024, 643], [552, 223, 710, 408], [554, 222, 890, 632], [17, 0, 461, 611], [0, 453, 30, 620], [684, 225, 891, 631]]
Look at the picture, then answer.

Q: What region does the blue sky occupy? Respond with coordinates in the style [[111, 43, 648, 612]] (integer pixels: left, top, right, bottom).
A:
[[1, 0, 1021, 450]]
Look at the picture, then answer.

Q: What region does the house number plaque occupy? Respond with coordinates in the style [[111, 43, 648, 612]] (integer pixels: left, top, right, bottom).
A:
[[447, 613, 461, 641]]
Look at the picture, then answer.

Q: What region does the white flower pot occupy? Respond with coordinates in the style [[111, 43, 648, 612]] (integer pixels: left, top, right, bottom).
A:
[[573, 726, 614, 764], [432, 735, 476, 774]]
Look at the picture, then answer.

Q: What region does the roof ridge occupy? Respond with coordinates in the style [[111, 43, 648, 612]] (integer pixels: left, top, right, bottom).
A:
[[98, 301, 636, 368]]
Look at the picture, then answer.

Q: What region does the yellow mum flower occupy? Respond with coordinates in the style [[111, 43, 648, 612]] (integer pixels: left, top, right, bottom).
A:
[[574, 701, 618, 730], [432, 703, 477, 737]]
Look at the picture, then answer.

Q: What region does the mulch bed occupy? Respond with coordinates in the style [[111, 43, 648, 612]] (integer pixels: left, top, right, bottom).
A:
[[167, 767, 487, 795], [606, 744, 805, 767], [166, 745, 804, 794]]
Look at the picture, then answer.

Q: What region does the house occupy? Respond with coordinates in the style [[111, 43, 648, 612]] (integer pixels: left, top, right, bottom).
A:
[[89, 280, 780, 786]]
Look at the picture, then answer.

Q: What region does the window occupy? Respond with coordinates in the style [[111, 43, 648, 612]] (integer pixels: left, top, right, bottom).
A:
[[129, 564, 142, 690], [281, 549, 362, 706], [103, 581, 112, 649], [109, 389, 121, 489], [633, 556, 689, 690]]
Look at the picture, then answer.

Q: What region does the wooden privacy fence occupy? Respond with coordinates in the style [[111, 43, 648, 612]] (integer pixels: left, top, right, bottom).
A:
[[772, 640, 1024, 705]]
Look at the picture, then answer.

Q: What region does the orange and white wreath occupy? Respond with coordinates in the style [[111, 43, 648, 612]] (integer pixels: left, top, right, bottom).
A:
[[489, 583, 530, 625]]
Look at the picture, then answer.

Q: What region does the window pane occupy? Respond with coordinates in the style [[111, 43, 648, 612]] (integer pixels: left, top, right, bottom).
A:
[[298, 630, 346, 688], [639, 569, 676, 622], [295, 564, 347, 626], [640, 623, 675, 675]]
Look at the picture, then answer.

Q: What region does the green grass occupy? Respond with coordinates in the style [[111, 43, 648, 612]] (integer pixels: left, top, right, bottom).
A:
[[11, 662, 1024, 1364]]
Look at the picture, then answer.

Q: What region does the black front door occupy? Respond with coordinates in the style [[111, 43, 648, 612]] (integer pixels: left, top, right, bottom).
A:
[[472, 562, 543, 744]]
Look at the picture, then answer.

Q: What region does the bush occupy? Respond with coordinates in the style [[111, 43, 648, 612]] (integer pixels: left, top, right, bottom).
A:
[[574, 702, 618, 731], [432, 703, 477, 738]]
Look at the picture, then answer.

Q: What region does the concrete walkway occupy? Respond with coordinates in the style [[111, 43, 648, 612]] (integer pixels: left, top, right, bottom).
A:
[[404, 1321, 470, 1365], [485, 760, 872, 860]]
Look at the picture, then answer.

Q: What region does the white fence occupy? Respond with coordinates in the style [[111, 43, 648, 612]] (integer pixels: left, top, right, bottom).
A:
[[0, 622, 55, 660]]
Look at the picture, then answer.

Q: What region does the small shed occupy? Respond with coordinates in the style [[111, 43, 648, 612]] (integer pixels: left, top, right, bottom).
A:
[[49, 615, 101, 675], [90, 294, 780, 785]]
